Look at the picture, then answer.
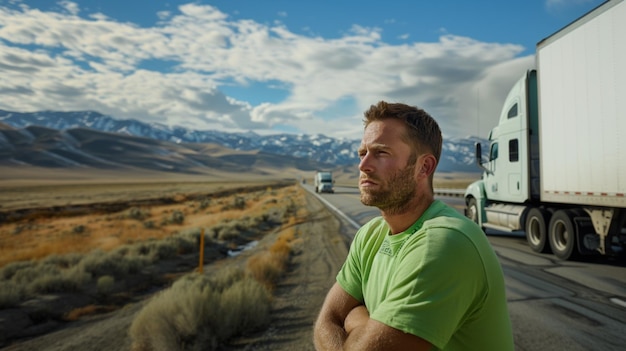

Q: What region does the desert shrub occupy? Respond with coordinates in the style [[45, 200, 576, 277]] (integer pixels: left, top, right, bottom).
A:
[[246, 251, 286, 288], [176, 227, 210, 253], [270, 235, 293, 258], [198, 198, 211, 210], [0, 281, 23, 308], [283, 200, 298, 218], [169, 233, 199, 254], [162, 210, 185, 225], [0, 260, 34, 280], [78, 249, 145, 278], [129, 269, 271, 351], [262, 207, 286, 224], [210, 265, 245, 292], [218, 276, 271, 336], [126, 207, 150, 220], [246, 229, 294, 288], [211, 221, 242, 241], [264, 198, 278, 205], [97, 275, 115, 295], [143, 220, 156, 229], [78, 250, 120, 277], [130, 275, 219, 351], [221, 196, 246, 211], [147, 234, 195, 260], [131, 242, 153, 257], [40, 253, 83, 268], [149, 240, 177, 260], [27, 266, 91, 294], [12, 224, 25, 235], [233, 196, 246, 210], [11, 264, 51, 285]]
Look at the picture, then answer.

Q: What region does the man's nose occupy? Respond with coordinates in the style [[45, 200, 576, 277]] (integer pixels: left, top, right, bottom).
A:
[[359, 153, 374, 173]]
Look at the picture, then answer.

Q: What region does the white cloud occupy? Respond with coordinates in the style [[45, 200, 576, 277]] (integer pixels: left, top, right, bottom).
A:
[[0, 2, 531, 139], [59, 1, 79, 16]]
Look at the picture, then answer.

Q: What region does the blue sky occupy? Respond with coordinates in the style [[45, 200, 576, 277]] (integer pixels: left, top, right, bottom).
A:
[[0, 0, 605, 139]]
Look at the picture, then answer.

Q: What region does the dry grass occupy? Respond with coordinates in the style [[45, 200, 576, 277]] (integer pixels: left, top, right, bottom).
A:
[[64, 304, 117, 321], [0, 182, 292, 268], [433, 173, 480, 189], [247, 223, 297, 289], [0, 184, 304, 306], [129, 202, 308, 351], [1, 180, 311, 349]]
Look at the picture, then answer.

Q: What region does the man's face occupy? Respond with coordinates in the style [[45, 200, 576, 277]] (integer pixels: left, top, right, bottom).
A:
[[357, 119, 418, 214]]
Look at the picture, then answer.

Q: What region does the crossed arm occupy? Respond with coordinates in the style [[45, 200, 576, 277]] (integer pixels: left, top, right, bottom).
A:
[[313, 282, 433, 351]]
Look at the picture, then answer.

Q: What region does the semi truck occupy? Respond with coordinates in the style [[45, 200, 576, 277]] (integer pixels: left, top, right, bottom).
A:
[[464, 0, 626, 260], [315, 171, 334, 193]]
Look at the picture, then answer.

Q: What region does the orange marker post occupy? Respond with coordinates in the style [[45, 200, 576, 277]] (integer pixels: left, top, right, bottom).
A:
[[198, 228, 205, 273]]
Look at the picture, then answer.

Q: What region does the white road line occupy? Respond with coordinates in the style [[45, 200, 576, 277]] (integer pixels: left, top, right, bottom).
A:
[[303, 186, 361, 230], [610, 297, 626, 308]]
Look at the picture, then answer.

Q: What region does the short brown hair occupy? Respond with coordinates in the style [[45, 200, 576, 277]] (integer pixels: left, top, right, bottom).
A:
[[363, 101, 442, 165]]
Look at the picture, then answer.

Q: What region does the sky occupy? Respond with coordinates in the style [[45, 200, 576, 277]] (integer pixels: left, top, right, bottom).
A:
[[0, 0, 606, 140]]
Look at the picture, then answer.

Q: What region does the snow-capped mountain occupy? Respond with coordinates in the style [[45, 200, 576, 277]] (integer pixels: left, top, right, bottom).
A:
[[0, 109, 486, 172]]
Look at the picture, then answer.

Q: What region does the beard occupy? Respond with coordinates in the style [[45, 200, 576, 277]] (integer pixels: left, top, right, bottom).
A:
[[360, 164, 416, 215]]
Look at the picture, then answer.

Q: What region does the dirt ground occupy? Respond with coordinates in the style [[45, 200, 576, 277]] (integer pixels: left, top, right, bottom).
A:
[[0, 185, 350, 351], [221, 195, 349, 350]]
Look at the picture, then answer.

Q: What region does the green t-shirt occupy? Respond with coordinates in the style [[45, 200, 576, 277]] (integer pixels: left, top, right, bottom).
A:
[[337, 200, 514, 350]]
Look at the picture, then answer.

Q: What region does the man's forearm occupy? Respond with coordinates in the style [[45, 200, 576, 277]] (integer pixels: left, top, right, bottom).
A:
[[314, 316, 347, 351], [315, 305, 370, 350]]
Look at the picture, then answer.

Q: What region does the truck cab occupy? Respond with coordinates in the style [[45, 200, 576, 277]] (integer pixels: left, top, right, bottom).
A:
[[465, 70, 539, 232], [315, 171, 334, 193]]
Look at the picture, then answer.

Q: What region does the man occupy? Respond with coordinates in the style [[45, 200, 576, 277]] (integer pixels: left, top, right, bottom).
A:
[[313, 101, 514, 350]]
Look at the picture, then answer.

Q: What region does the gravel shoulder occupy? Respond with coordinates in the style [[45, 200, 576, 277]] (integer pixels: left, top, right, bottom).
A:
[[222, 193, 349, 350]]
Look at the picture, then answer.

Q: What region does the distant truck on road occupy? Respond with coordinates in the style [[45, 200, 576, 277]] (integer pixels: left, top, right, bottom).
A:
[[464, 0, 626, 260], [315, 171, 334, 194]]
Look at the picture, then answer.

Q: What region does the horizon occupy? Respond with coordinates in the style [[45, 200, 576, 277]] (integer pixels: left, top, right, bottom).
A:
[[0, 108, 491, 142]]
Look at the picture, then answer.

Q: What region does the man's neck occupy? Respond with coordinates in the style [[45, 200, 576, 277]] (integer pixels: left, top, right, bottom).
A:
[[381, 194, 435, 235]]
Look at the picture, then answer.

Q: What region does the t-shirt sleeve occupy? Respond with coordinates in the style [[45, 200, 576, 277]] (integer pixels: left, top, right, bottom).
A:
[[369, 225, 486, 349]]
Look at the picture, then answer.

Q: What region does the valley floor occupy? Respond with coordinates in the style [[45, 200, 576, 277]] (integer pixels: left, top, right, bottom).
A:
[[1, 182, 348, 351]]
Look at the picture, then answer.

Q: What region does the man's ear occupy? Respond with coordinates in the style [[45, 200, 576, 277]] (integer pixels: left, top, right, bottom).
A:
[[418, 154, 437, 178]]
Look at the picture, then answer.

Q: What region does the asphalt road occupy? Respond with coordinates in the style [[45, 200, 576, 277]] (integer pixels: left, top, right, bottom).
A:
[[305, 184, 626, 351]]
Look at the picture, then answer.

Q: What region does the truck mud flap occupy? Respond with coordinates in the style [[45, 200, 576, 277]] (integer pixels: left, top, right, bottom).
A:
[[574, 216, 598, 256]]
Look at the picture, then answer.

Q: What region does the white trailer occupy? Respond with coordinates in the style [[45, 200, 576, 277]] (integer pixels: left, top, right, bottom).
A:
[[465, 0, 626, 260]]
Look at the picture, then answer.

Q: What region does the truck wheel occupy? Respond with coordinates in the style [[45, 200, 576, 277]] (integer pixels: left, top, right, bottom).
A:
[[525, 208, 551, 253], [466, 198, 484, 231], [548, 210, 580, 260]]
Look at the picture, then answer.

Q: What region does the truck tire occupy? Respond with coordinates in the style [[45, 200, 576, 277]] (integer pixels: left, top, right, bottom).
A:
[[466, 198, 484, 231], [548, 209, 580, 260], [525, 208, 551, 253]]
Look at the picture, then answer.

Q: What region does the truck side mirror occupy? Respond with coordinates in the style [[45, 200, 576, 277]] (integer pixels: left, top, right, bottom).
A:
[[475, 142, 493, 175]]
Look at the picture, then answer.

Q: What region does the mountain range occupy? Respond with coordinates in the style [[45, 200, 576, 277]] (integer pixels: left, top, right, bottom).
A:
[[0, 109, 485, 174]]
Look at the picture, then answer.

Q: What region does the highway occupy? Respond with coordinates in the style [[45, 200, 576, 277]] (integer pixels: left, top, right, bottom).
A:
[[304, 184, 626, 351]]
